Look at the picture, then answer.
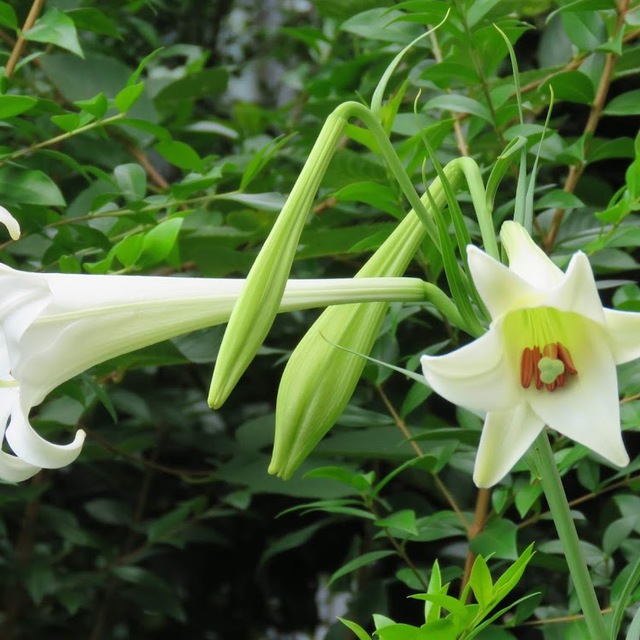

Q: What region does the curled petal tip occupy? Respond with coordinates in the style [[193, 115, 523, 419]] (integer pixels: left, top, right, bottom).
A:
[[0, 205, 20, 241]]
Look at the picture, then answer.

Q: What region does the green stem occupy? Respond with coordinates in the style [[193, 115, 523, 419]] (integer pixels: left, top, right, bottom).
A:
[[0, 114, 126, 166], [348, 102, 439, 245], [534, 431, 608, 639]]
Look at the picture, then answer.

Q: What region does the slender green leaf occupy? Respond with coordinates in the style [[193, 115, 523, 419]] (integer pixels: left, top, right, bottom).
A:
[[327, 550, 396, 586], [611, 559, 640, 640]]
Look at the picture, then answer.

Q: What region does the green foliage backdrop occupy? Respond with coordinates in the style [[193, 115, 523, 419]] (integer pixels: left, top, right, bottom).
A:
[[0, 0, 637, 638]]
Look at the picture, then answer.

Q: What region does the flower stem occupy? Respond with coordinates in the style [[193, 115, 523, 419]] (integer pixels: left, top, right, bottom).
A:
[[534, 431, 608, 639]]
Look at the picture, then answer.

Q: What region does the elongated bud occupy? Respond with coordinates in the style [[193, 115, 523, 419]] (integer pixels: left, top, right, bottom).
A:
[[269, 166, 464, 479], [270, 301, 387, 479], [208, 106, 352, 408]]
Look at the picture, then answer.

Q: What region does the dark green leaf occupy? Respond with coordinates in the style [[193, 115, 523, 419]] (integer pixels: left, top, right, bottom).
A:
[[0, 167, 65, 206], [0, 2, 17, 30], [470, 519, 518, 560], [155, 68, 228, 104], [603, 90, 640, 116], [68, 8, 121, 38]]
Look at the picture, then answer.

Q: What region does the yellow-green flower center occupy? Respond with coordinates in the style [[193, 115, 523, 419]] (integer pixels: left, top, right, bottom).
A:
[[502, 307, 579, 392]]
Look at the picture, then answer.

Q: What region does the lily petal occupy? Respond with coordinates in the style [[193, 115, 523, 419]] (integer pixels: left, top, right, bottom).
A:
[[467, 246, 545, 318], [5, 397, 86, 469], [545, 252, 605, 325], [0, 451, 40, 482], [0, 389, 40, 482], [473, 404, 544, 488], [500, 221, 564, 289], [0, 205, 20, 241], [421, 329, 520, 412], [603, 308, 640, 364], [528, 321, 629, 468]]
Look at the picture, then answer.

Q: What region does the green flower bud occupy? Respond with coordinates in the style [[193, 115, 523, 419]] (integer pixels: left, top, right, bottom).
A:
[[269, 169, 461, 479], [208, 106, 352, 409]]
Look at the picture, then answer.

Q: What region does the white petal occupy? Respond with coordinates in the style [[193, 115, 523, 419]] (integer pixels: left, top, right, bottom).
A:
[[545, 252, 605, 325], [0, 205, 20, 241], [528, 322, 629, 468], [5, 396, 85, 469], [500, 221, 564, 289], [473, 405, 544, 488], [0, 266, 50, 349], [12, 275, 247, 406], [421, 329, 520, 412], [467, 246, 545, 319], [0, 388, 40, 482], [0, 452, 41, 482], [603, 308, 640, 364]]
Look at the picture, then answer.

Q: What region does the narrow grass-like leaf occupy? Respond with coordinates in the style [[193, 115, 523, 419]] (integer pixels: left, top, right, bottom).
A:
[[486, 136, 527, 213], [625, 607, 640, 640], [339, 618, 372, 640], [611, 558, 640, 640], [328, 550, 396, 587], [370, 11, 449, 120]]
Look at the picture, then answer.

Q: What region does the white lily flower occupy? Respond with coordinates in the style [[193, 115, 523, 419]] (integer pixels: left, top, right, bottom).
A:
[[0, 262, 428, 483], [421, 221, 640, 488]]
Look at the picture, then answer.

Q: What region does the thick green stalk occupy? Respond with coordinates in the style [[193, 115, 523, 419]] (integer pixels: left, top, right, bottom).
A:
[[534, 432, 608, 640]]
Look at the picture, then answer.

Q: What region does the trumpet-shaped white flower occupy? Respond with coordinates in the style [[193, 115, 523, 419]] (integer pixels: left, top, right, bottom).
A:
[[421, 222, 640, 488], [0, 258, 428, 482]]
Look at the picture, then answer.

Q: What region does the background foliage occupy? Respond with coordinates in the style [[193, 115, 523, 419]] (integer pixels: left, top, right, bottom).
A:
[[0, 0, 638, 638]]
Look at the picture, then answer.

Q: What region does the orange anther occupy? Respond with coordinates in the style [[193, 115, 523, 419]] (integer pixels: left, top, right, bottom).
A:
[[543, 343, 558, 359], [533, 346, 543, 390], [521, 347, 534, 388], [557, 342, 577, 375]]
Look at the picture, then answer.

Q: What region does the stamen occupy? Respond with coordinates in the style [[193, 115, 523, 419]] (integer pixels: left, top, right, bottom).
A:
[[557, 342, 577, 375], [519, 342, 578, 392], [533, 346, 542, 390], [520, 347, 534, 388]]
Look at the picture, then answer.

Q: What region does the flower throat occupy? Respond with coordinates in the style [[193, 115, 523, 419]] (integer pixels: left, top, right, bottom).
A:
[[503, 307, 579, 393]]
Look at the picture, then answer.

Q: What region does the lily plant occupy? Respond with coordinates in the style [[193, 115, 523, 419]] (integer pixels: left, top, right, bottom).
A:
[[421, 221, 640, 488], [0, 209, 434, 482]]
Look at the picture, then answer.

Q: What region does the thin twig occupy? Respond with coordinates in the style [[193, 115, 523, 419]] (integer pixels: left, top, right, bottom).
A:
[[0, 113, 126, 167], [519, 472, 640, 530], [428, 30, 470, 157], [89, 434, 163, 640], [520, 607, 612, 627], [376, 384, 469, 531], [85, 428, 215, 478], [544, 0, 631, 251], [4, 0, 46, 79], [460, 488, 491, 596]]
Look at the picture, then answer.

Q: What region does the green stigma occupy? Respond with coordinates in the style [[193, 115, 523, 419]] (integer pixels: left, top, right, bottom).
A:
[[538, 357, 565, 384]]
